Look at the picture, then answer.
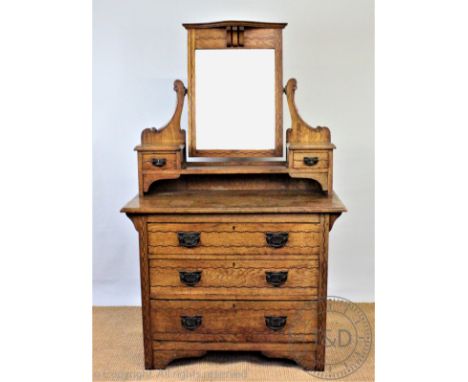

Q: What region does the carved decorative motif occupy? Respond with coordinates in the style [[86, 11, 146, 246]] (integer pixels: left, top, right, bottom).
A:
[[153, 350, 207, 369], [226, 26, 244, 47], [140, 79, 187, 146], [262, 351, 317, 370], [285, 78, 331, 145]]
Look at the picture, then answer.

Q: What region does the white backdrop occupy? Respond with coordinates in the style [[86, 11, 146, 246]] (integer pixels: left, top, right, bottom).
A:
[[93, 0, 374, 305]]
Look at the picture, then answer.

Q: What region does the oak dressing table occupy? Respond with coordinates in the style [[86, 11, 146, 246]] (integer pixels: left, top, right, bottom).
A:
[[121, 21, 346, 371]]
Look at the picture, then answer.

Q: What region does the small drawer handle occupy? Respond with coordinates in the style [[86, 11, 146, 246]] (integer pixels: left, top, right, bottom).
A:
[[303, 157, 319, 166], [265, 316, 287, 331], [181, 316, 202, 331], [151, 158, 167, 167], [179, 271, 202, 286], [265, 271, 288, 287], [177, 232, 201, 248], [265, 232, 289, 248]]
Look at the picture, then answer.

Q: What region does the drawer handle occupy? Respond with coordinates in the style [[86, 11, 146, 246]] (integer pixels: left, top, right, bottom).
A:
[[303, 156, 319, 166], [265, 316, 287, 331], [151, 158, 166, 167], [265, 232, 289, 248], [179, 271, 202, 286], [265, 271, 288, 287], [177, 232, 201, 248], [181, 316, 202, 331]]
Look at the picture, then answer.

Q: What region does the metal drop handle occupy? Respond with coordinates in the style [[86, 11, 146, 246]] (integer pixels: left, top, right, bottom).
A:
[[151, 158, 166, 167], [303, 157, 319, 166], [265, 316, 287, 331], [177, 232, 201, 248], [265, 232, 289, 248], [179, 271, 202, 286], [181, 316, 202, 331], [265, 271, 288, 287]]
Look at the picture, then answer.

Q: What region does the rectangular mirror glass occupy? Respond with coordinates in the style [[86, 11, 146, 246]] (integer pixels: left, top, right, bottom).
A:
[[194, 49, 276, 153]]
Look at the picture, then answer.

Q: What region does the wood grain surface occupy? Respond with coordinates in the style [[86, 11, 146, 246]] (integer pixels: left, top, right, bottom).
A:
[[151, 300, 317, 341], [149, 258, 318, 289], [122, 190, 346, 214]]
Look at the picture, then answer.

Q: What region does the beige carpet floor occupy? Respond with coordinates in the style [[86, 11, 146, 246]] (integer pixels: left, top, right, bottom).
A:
[[93, 304, 374, 382]]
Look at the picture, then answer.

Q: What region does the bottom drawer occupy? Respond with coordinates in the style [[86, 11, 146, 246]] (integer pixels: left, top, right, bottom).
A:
[[151, 300, 318, 343]]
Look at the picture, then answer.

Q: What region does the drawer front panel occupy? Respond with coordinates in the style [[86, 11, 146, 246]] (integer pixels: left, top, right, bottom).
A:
[[147, 222, 322, 256], [149, 259, 318, 300], [141, 153, 178, 172], [150, 259, 318, 288], [292, 151, 329, 170], [151, 300, 318, 342]]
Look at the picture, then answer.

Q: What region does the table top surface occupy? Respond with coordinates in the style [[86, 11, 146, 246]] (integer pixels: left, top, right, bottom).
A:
[[121, 190, 346, 215]]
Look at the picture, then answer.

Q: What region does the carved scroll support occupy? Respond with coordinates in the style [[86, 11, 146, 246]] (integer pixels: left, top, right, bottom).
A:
[[284, 78, 331, 145], [137, 80, 186, 194], [329, 212, 342, 231], [285, 78, 334, 194], [140, 79, 187, 146]]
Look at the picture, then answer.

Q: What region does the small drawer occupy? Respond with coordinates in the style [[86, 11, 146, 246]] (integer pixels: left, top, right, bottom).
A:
[[151, 300, 318, 342], [149, 259, 319, 300], [292, 151, 329, 170], [141, 153, 178, 172]]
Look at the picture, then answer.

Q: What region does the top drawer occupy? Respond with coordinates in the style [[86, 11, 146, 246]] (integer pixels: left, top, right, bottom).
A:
[[141, 152, 178, 172], [292, 151, 329, 171], [147, 221, 322, 257]]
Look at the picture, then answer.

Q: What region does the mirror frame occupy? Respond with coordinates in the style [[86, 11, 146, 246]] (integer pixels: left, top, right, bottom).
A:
[[183, 21, 287, 158]]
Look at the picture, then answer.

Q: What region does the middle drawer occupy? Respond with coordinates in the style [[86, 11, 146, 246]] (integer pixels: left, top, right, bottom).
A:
[[149, 259, 319, 300]]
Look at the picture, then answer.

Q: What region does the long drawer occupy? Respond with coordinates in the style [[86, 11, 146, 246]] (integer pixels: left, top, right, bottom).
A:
[[149, 259, 318, 300], [147, 222, 322, 256], [151, 300, 318, 343]]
